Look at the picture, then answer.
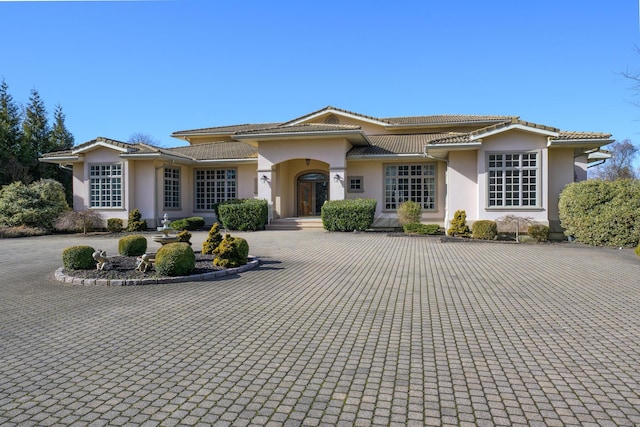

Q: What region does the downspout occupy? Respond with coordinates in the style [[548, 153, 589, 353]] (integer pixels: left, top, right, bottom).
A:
[[423, 147, 450, 231]]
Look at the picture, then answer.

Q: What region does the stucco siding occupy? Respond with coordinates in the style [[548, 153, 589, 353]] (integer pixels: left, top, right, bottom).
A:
[[548, 148, 575, 231], [448, 150, 478, 221]]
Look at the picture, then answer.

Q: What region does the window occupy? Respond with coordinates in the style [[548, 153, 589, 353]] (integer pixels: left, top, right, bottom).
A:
[[384, 164, 436, 210], [488, 152, 538, 207], [164, 167, 180, 209], [89, 164, 122, 208], [195, 168, 236, 210], [347, 176, 364, 193]]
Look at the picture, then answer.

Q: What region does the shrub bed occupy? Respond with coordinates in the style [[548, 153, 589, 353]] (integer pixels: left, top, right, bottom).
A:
[[403, 223, 440, 235], [321, 198, 376, 232], [62, 246, 96, 270]]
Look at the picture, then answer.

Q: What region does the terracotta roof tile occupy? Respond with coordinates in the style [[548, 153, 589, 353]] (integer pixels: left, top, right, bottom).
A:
[[384, 114, 517, 125], [553, 131, 612, 140], [172, 123, 281, 136], [348, 133, 465, 156], [238, 123, 361, 135]]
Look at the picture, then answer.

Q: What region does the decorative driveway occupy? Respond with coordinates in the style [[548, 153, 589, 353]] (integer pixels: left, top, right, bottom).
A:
[[1, 231, 639, 426]]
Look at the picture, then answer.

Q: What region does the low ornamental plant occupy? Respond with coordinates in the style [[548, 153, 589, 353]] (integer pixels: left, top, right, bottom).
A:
[[397, 201, 422, 226], [170, 216, 205, 231], [447, 210, 470, 237], [62, 246, 96, 270], [213, 234, 249, 268], [118, 234, 147, 256], [202, 222, 223, 255], [472, 220, 497, 240], [528, 224, 549, 242], [107, 218, 123, 233], [155, 242, 195, 276], [403, 223, 440, 235], [127, 208, 147, 232]]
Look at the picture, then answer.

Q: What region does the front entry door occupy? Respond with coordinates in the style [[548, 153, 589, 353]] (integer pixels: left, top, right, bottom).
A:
[[297, 173, 328, 216]]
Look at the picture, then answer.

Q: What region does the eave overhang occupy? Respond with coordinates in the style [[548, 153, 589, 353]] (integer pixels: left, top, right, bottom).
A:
[[548, 138, 614, 149], [470, 123, 559, 141], [39, 155, 81, 164]]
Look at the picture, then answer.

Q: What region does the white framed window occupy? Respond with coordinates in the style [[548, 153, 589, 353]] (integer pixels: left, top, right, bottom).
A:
[[89, 163, 122, 208], [164, 167, 181, 209], [347, 176, 364, 193], [384, 164, 436, 211], [195, 168, 237, 210], [488, 152, 539, 207]]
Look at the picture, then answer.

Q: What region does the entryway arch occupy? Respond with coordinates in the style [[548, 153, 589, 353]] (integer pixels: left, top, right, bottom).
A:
[[296, 172, 328, 216]]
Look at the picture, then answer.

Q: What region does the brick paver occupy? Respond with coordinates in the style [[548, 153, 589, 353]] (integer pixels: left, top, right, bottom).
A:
[[0, 231, 639, 426]]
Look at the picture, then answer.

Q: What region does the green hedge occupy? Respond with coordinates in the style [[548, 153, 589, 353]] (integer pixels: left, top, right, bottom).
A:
[[170, 216, 205, 231], [528, 224, 549, 242], [218, 199, 268, 231], [321, 198, 376, 232], [559, 179, 640, 247], [155, 242, 195, 276], [118, 234, 147, 256], [472, 220, 497, 240], [62, 246, 96, 270], [403, 223, 440, 235], [107, 218, 123, 232]]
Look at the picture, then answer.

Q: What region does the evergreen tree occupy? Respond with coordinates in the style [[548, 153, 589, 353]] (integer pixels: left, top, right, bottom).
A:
[[21, 89, 50, 182], [0, 79, 25, 185], [48, 104, 75, 203]]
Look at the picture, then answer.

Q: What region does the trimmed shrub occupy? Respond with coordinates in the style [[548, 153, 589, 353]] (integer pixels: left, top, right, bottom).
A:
[[177, 230, 192, 245], [213, 234, 249, 268], [218, 199, 268, 231], [403, 223, 440, 235], [321, 198, 376, 232], [397, 201, 421, 226], [0, 179, 69, 231], [55, 210, 105, 234], [107, 218, 123, 233], [472, 220, 497, 240], [447, 210, 470, 237], [155, 242, 195, 276], [127, 209, 147, 232], [559, 179, 640, 247], [202, 222, 223, 255], [118, 234, 147, 256], [528, 224, 549, 242], [170, 216, 205, 231], [62, 245, 96, 270], [635, 243, 640, 257]]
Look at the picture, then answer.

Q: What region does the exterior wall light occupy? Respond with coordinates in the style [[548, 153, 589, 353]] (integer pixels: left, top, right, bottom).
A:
[[261, 175, 269, 183], [333, 174, 341, 183]]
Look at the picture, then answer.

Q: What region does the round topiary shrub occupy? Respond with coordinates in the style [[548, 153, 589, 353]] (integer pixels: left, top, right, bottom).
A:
[[62, 246, 96, 270], [213, 234, 249, 268], [155, 242, 195, 276], [118, 234, 147, 256], [472, 220, 497, 240]]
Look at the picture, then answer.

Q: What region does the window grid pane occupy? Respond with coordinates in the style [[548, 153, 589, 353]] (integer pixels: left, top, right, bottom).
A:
[[194, 168, 237, 210], [164, 167, 180, 209], [384, 164, 435, 210], [487, 153, 538, 207], [89, 164, 123, 208]]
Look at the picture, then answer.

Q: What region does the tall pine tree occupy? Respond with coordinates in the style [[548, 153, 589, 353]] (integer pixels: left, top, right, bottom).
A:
[[21, 89, 50, 182], [48, 104, 75, 203], [0, 79, 25, 185]]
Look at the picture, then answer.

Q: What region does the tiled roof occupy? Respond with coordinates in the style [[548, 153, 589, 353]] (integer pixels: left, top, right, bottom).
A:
[[552, 131, 612, 140], [280, 106, 396, 126], [348, 133, 467, 156], [172, 123, 281, 136], [170, 141, 258, 160], [384, 114, 517, 125], [469, 119, 559, 138], [237, 123, 361, 135]]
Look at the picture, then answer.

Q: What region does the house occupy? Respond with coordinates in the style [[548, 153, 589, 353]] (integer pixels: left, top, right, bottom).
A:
[[39, 106, 612, 233]]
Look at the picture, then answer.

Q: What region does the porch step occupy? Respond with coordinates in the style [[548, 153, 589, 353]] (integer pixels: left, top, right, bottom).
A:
[[265, 217, 324, 230]]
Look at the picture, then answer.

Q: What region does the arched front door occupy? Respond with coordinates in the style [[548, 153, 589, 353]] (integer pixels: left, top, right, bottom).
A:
[[297, 172, 328, 216]]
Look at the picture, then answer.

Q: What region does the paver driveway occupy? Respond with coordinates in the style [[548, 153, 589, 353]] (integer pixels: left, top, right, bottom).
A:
[[1, 231, 639, 426]]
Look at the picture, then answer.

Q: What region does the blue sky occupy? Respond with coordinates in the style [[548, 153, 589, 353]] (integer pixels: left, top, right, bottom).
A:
[[1, 0, 639, 148]]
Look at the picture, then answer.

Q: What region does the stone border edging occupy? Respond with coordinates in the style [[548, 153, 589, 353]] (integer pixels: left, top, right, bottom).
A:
[[54, 257, 260, 286]]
